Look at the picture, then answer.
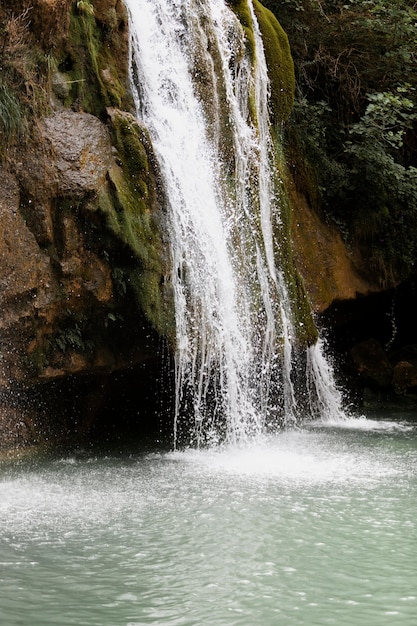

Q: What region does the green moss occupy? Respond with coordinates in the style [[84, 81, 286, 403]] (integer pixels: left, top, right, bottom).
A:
[[92, 112, 174, 339], [225, 2, 312, 345], [102, 167, 153, 266], [227, 0, 256, 60], [253, 0, 295, 123], [226, 0, 258, 126], [105, 116, 154, 260], [76, 0, 95, 17], [227, 1, 294, 124], [63, 3, 127, 116], [128, 269, 170, 338], [114, 116, 150, 180]]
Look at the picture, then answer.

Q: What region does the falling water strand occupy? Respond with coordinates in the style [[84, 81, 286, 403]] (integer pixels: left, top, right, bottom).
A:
[[306, 338, 346, 422], [248, 0, 298, 421], [125, 0, 345, 446]]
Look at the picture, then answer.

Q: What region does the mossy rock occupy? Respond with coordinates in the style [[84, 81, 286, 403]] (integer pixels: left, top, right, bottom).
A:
[[58, 2, 130, 116], [253, 0, 295, 123], [228, 0, 294, 124], [91, 109, 174, 339], [271, 133, 318, 347], [227, 0, 256, 60]]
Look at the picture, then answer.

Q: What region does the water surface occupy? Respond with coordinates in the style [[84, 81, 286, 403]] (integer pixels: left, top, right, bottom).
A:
[[1, 413, 416, 625]]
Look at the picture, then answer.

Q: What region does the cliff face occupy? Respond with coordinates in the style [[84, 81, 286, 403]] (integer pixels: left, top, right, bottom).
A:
[[0, 0, 173, 451], [265, 0, 417, 407]]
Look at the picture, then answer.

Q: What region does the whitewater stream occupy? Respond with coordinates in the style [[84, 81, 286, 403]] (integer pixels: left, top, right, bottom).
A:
[[1, 413, 416, 625]]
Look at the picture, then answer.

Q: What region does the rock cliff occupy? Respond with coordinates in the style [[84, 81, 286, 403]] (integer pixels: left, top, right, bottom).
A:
[[0, 0, 173, 452]]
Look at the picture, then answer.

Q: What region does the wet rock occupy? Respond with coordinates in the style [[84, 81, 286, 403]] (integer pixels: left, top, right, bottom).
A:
[[42, 111, 114, 197], [291, 191, 379, 313], [0, 404, 36, 451], [0, 168, 54, 307], [0, 0, 171, 453], [350, 338, 393, 389], [14, 111, 113, 200], [392, 360, 417, 395]]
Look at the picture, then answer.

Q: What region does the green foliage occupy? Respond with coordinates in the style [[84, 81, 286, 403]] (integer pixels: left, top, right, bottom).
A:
[[0, 8, 51, 154], [289, 97, 350, 208], [347, 89, 417, 151], [0, 81, 24, 142], [264, 0, 417, 283], [51, 312, 94, 355], [342, 89, 417, 278], [265, 0, 417, 115]]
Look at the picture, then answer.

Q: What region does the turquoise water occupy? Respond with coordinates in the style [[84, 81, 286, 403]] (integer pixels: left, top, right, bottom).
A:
[[1, 414, 416, 625]]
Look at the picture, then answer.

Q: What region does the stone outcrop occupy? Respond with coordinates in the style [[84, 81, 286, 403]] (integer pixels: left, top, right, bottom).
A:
[[2, 111, 119, 385], [393, 360, 417, 395], [0, 169, 52, 311], [0, 104, 172, 450], [350, 339, 393, 390]]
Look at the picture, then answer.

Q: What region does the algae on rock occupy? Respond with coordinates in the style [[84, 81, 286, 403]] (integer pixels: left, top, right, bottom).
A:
[[96, 108, 173, 339]]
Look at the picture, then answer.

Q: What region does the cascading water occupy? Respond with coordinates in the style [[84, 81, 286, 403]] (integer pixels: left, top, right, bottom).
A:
[[124, 0, 345, 446]]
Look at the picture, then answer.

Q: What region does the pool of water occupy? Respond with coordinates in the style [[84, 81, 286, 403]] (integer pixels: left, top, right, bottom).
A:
[[1, 413, 416, 625]]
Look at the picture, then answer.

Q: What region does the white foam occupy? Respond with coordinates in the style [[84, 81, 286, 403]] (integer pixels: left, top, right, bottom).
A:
[[310, 415, 415, 433], [166, 429, 404, 484]]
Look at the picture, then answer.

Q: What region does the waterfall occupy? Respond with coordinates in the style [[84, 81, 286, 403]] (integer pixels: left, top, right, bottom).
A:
[[124, 0, 345, 446]]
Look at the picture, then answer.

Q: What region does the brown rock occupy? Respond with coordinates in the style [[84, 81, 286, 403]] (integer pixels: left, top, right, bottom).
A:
[[0, 168, 54, 308], [350, 338, 393, 389], [42, 111, 114, 197], [0, 0, 72, 50], [0, 110, 117, 390], [0, 1, 167, 452], [15, 112, 114, 200], [94, 0, 124, 28], [291, 190, 381, 313], [393, 361, 417, 395]]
